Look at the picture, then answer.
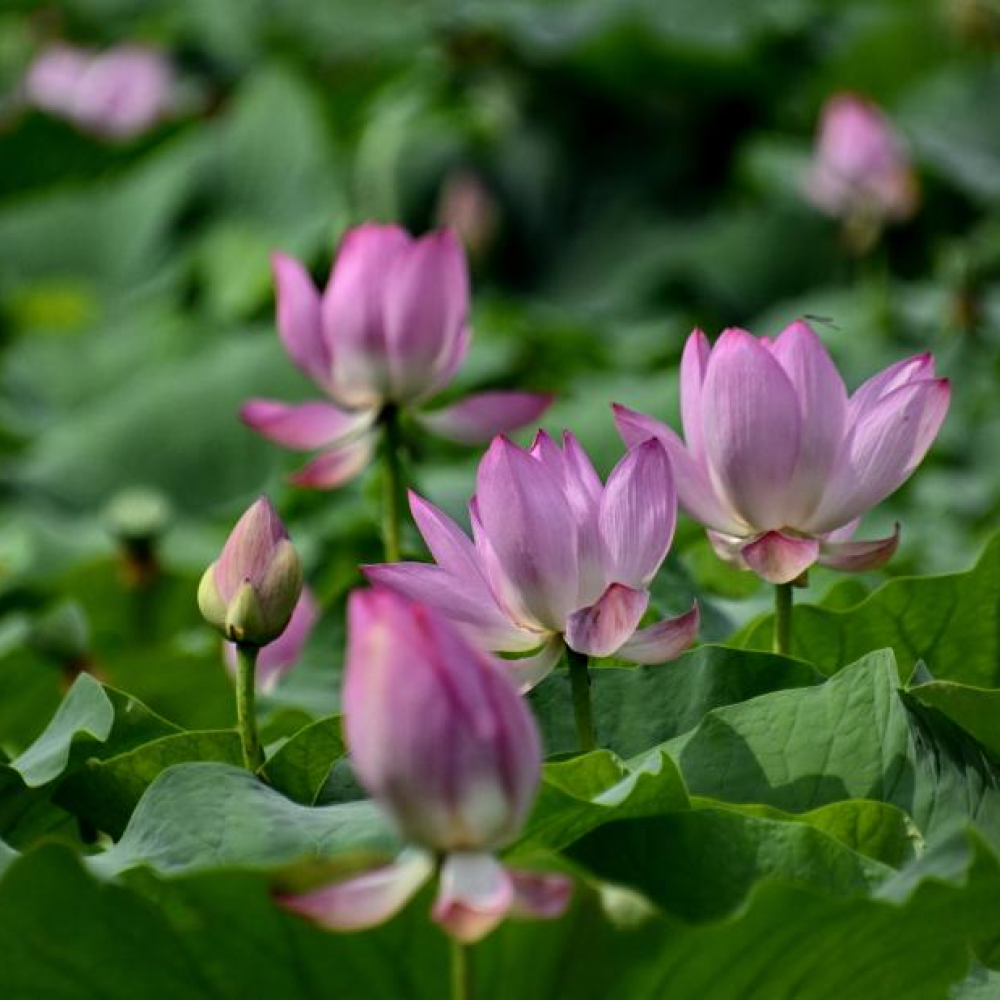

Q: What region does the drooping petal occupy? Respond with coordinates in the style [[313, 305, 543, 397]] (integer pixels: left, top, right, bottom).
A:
[[805, 378, 950, 533], [344, 590, 542, 852], [417, 391, 554, 445], [505, 635, 565, 693], [741, 531, 820, 584], [431, 852, 514, 943], [323, 223, 411, 408], [700, 329, 802, 530], [475, 437, 579, 630], [613, 404, 745, 535], [680, 329, 711, 464], [240, 399, 373, 451], [383, 230, 469, 402], [509, 870, 574, 920], [617, 604, 699, 664], [276, 849, 433, 932], [564, 583, 649, 658], [599, 438, 675, 589], [289, 433, 375, 490], [361, 563, 542, 652], [847, 353, 935, 422], [770, 320, 848, 524], [818, 524, 899, 572], [272, 252, 332, 391]]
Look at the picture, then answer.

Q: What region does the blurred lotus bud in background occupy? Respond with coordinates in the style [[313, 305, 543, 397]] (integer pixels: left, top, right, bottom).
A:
[[804, 93, 918, 253], [436, 169, 499, 260]]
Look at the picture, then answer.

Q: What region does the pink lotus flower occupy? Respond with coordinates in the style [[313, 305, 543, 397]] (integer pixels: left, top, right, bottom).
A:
[[223, 587, 318, 692], [276, 589, 571, 943], [364, 432, 699, 690], [614, 322, 950, 585], [23, 44, 173, 140], [197, 497, 303, 646], [805, 93, 918, 224], [241, 224, 552, 489]]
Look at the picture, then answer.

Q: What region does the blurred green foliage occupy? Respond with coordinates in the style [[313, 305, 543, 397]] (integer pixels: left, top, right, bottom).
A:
[[1, 2, 1000, 994]]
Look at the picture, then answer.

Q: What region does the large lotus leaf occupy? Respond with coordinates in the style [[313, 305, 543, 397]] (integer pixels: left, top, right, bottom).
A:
[[662, 650, 1000, 846], [735, 534, 1000, 686], [531, 644, 817, 758]]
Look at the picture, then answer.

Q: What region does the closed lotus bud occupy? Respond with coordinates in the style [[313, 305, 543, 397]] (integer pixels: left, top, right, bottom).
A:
[[344, 588, 541, 853], [198, 497, 302, 647], [804, 93, 918, 230]]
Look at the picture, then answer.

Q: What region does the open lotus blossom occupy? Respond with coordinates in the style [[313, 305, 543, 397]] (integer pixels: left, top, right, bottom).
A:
[[805, 93, 918, 225], [241, 224, 552, 489], [197, 497, 303, 647], [223, 586, 317, 692], [364, 432, 699, 691], [614, 322, 950, 585], [23, 43, 174, 140], [276, 588, 572, 943]]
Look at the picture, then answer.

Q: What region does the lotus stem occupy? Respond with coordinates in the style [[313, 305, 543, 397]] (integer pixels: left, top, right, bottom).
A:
[[235, 643, 264, 771], [566, 647, 597, 752], [451, 939, 472, 1000], [773, 583, 793, 657], [380, 404, 404, 563]]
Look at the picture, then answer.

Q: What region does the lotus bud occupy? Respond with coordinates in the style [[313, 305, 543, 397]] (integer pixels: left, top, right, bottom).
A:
[[344, 587, 540, 853], [277, 588, 571, 942], [198, 497, 302, 647]]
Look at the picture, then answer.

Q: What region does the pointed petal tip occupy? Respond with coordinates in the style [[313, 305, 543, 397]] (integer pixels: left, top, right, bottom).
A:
[[819, 523, 900, 572], [617, 602, 699, 664]]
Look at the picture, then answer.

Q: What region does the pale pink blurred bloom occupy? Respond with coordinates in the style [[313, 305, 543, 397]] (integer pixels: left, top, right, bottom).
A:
[[276, 589, 571, 942], [364, 432, 698, 691], [436, 169, 498, 257], [241, 224, 552, 490], [805, 93, 918, 225], [24, 43, 173, 140], [223, 587, 318, 693], [615, 322, 949, 585]]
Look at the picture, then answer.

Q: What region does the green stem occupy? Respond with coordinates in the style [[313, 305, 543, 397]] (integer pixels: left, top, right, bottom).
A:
[[773, 583, 793, 657], [380, 405, 404, 563], [566, 647, 597, 752], [235, 644, 264, 771], [450, 939, 472, 1000]]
